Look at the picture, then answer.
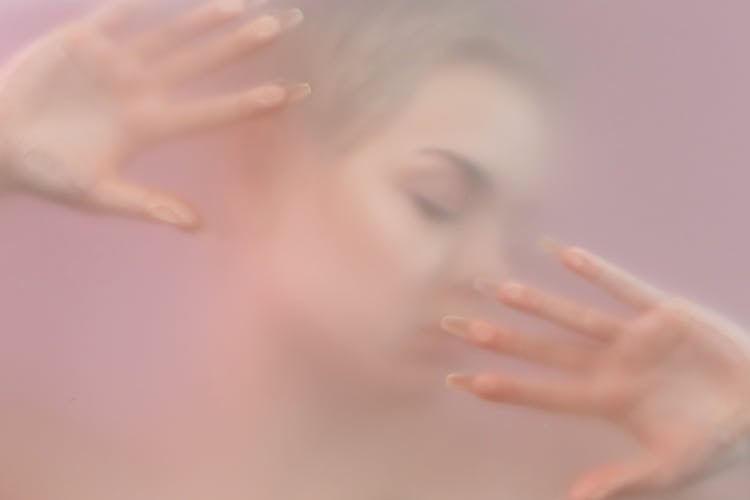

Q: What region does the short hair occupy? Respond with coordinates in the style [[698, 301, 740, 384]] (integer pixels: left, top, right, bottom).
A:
[[264, 0, 549, 150]]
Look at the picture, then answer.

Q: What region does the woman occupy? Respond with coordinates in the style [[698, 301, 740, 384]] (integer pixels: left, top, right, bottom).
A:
[[1, 1, 749, 499]]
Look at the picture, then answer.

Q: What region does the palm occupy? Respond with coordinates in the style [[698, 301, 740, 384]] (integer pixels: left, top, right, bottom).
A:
[[444, 242, 750, 500], [4, 30, 153, 190], [0, 0, 307, 227], [608, 306, 750, 467]]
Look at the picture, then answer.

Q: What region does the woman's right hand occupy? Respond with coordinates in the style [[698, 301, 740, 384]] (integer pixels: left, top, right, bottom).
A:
[[0, 0, 309, 229]]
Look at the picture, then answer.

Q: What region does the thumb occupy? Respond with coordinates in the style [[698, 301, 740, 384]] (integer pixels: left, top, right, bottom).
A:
[[86, 176, 200, 229], [568, 455, 671, 500]]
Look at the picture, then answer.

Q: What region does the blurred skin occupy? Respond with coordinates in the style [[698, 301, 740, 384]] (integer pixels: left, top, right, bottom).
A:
[[3, 2, 750, 500], [238, 62, 546, 392]]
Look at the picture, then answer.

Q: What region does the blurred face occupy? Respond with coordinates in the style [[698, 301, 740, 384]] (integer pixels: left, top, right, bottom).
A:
[[229, 63, 547, 392]]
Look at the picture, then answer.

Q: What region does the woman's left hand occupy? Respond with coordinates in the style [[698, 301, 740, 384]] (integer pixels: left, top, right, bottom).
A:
[[443, 240, 750, 500]]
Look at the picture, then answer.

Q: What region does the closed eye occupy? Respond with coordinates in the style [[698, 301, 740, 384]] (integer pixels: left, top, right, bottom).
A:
[[410, 191, 464, 222], [399, 156, 477, 224]]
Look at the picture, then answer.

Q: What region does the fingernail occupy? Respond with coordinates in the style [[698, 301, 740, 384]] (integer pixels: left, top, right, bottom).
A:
[[253, 15, 282, 38], [150, 205, 196, 228], [473, 277, 499, 297], [539, 235, 590, 272], [255, 84, 287, 106], [441, 316, 471, 338], [278, 8, 304, 31], [216, 0, 245, 14], [539, 234, 566, 255], [286, 82, 312, 102], [446, 373, 474, 390], [246, 0, 269, 9]]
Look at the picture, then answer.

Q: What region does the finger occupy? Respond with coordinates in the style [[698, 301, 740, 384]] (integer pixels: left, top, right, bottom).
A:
[[130, 0, 261, 59], [86, 0, 145, 32], [442, 317, 597, 372], [159, 9, 303, 86], [158, 82, 311, 137], [64, 28, 119, 80], [568, 455, 666, 500], [446, 372, 597, 414], [85, 176, 200, 229], [477, 279, 624, 342], [542, 237, 667, 310], [63, 30, 145, 94]]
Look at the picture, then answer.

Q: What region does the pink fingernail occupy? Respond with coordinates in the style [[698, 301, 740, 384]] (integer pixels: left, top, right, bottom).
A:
[[253, 15, 282, 38], [441, 316, 471, 338], [446, 374, 474, 390], [150, 206, 182, 226], [256, 84, 287, 106], [286, 82, 312, 102], [278, 8, 304, 31], [149, 205, 197, 228], [539, 235, 566, 255], [246, 0, 269, 9]]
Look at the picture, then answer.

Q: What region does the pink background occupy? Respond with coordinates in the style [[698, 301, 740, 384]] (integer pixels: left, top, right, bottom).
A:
[[1, 1, 749, 498]]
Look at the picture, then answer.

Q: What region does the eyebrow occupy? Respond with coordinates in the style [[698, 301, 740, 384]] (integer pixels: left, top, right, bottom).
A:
[[418, 148, 495, 194]]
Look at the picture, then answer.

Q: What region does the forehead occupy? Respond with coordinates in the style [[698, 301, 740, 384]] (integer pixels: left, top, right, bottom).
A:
[[373, 63, 548, 189]]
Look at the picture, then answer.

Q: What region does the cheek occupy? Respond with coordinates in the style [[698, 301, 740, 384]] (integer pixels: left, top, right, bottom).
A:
[[329, 180, 448, 288], [275, 175, 449, 331]]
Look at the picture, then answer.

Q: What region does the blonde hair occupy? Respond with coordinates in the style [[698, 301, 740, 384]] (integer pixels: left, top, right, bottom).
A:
[[265, 0, 547, 150]]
